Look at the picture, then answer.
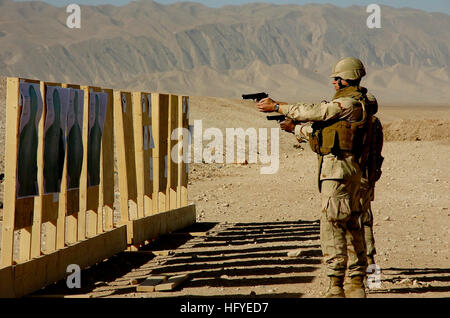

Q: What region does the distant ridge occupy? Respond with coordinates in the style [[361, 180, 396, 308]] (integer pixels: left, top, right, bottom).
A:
[[0, 1, 449, 105]]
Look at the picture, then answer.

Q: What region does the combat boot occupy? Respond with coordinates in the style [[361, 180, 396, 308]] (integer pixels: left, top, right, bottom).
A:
[[325, 276, 345, 298], [345, 275, 367, 298]]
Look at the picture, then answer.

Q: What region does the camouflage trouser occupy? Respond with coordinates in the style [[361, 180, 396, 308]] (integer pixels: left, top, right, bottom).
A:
[[320, 178, 367, 277], [360, 178, 376, 257]]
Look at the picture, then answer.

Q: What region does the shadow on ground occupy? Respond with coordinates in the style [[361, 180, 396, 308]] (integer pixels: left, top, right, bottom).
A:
[[30, 220, 323, 298]]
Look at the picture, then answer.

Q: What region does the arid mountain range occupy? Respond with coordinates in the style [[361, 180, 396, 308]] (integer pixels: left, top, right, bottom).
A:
[[0, 0, 449, 105]]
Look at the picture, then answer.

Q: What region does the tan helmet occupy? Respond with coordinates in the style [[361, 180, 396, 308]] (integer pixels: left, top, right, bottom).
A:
[[330, 57, 366, 80]]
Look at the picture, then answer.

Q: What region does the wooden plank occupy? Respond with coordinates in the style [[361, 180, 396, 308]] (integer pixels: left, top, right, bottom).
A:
[[156, 94, 169, 208], [114, 91, 138, 226], [99, 88, 115, 231], [132, 92, 145, 219], [143, 93, 154, 216], [38, 82, 70, 254], [133, 92, 155, 217], [176, 96, 184, 208], [0, 266, 15, 297], [169, 188, 177, 210], [64, 83, 83, 244], [154, 274, 189, 292], [64, 84, 83, 216], [181, 186, 188, 208], [86, 86, 107, 238], [2, 78, 24, 267], [13, 78, 42, 231], [179, 96, 189, 207], [14, 254, 47, 297], [1, 226, 128, 298], [77, 85, 90, 241], [159, 191, 167, 213], [45, 221, 57, 253], [55, 84, 70, 249], [113, 90, 130, 230], [66, 213, 78, 245], [29, 81, 46, 259], [136, 275, 167, 292], [130, 204, 196, 246], [18, 227, 32, 262], [166, 95, 178, 212], [104, 206, 114, 231]]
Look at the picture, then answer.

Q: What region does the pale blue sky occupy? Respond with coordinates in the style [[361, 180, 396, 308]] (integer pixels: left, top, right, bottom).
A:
[[11, 0, 450, 14]]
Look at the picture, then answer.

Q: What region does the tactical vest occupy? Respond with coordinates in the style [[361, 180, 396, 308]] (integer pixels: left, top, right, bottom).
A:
[[309, 86, 369, 158]]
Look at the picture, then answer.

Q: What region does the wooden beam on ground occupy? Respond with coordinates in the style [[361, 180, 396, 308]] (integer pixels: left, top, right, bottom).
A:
[[154, 274, 189, 292], [136, 275, 167, 292]]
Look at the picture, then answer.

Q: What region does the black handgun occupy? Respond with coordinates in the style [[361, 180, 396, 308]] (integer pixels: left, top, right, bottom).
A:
[[266, 115, 286, 122], [242, 92, 269, 102]]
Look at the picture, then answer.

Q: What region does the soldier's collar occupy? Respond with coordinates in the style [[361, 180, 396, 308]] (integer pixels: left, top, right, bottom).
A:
[[333, 86, 367, 100]]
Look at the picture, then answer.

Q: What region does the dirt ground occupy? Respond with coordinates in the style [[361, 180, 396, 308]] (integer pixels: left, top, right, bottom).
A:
[[1, 83, 449, 298]]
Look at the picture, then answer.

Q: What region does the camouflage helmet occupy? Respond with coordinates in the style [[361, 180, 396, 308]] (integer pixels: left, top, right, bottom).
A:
[[330, 57, 366, 80]]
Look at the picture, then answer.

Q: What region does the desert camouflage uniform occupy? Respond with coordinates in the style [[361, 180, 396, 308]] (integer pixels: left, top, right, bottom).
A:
[[279, 86, 370, 278], [360, 177, 376, 258]]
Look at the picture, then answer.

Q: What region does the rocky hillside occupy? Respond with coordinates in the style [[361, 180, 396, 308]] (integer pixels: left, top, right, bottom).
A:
[[0, 0, 449, 104]]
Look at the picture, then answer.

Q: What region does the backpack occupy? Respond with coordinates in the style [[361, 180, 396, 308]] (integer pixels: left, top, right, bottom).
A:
[[360, 115, 384, 188]]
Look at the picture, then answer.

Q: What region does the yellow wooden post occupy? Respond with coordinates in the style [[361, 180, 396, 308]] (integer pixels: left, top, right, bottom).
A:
[[152, 94, 169, 213], [114, 91, 138, 243], [177, 96, 189, 208], [77, 85, 89, 241], [99, 88, 115, 232], [132, 92, 145, 220], [181, 96, 189, 207], [36, 82, 69, 255], [142, 93, 154, 216], [167, 95, 179, 211], [64, 84, 83, 245], [1, 78, 42, 267], [132, 92, 155, 218], [83, 87, 108, 239]]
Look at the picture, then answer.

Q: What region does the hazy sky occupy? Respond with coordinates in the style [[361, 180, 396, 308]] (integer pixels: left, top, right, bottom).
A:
[[11, 0, 450, 14]]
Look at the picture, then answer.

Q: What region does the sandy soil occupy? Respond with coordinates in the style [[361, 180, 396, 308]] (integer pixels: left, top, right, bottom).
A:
[[1, 83, 449, 298]]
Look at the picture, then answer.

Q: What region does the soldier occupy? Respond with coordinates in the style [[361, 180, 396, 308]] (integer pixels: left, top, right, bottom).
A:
[[257, 57, 378, 298]]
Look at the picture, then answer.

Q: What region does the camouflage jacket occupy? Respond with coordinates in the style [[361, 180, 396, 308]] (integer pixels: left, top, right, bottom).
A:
[[278, 86, 378, 188]]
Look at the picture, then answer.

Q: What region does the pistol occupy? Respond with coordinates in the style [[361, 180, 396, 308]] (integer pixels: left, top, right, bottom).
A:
[[242, 92, 269, 102], [266, 115, 286, 122]]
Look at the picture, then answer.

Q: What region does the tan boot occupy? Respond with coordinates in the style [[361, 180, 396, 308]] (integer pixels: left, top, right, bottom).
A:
[[345, 275, 367, 298], [325, 276, 345, 298]]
